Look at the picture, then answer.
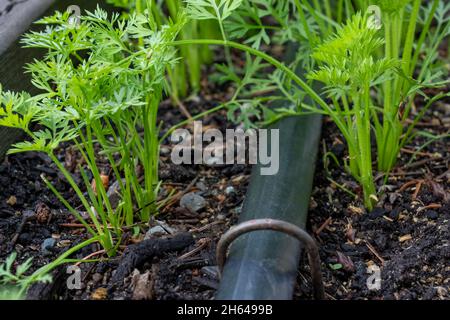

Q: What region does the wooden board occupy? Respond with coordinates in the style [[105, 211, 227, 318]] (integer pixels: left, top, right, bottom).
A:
[[0, 0, 107, 158]]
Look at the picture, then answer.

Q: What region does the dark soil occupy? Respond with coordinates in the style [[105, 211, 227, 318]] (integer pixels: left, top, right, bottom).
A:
[[295, 93, 450, 300]]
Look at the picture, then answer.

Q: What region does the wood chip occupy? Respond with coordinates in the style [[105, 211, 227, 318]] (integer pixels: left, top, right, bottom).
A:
[[315, 217, 332, 235], [399, 234, 412, 242], [348, 205, 364, 215], [91, 287, 108, 300], [6, 195, 17, 206]]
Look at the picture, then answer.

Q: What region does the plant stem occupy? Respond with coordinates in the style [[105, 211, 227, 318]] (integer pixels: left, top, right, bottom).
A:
[[168, 39, 356, 152]]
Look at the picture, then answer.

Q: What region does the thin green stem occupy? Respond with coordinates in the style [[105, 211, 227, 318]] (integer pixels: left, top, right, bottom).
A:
[[168, 39, 355, 151]]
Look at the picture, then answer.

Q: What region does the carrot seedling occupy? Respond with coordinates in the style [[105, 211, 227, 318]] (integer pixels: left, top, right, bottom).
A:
[[0, 7, 184, 255]]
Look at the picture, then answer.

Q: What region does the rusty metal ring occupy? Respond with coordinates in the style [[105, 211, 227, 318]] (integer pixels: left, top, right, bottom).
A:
[[216, 218, 325, 300]]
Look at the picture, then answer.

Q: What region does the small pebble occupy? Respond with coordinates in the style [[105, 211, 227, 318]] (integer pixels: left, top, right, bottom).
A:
[[41, 238, 56, 256], [225, 186, 235, 195], [23, 210, 35, 219], [92, 273, 103, 284], [144, 221, 175, 239], [180, 192, 206, 213], [389, 207, 401, 220], [144, 226, 167, 239], [195, 181, 207, 192], [160, 147, 170, 155]]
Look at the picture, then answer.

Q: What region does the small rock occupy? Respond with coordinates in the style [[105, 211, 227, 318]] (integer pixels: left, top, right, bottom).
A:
[[34, 181, 42, 192], [425, 210, 438, 220], [216, 214, 226, 221], [144, 221, 175, 239], [389, 192, 400, 204], [225, 186, 235, 195], [144, 226, 167, 239], [131, 269, 154, 300], [23, 210, 35, 219], [92, 273, 103, 284], [41, 238, 56, 256], [180, 192, 206, 213], [160, 147, 170, 155], [195, 181, 207, 192]]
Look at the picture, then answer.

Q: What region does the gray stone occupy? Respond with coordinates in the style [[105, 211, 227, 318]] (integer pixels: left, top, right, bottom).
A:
[[160, 147, 170, 155], [144, 221, 176, 239], [180, 192, 206, 213], [92, 273, 103, 284], [41, 238, 56, 256], [195, 181, 208, 192], [225, 186, 235, 195], [144, 226, 167, 239]]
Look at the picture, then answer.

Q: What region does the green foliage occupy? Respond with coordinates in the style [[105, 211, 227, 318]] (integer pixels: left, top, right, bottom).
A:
[[183, 0, 449, 209], [107, 0, 220, 99], [225, 0, 306, 49], [185, 0, 243, 21], [0, 253, 52, 300], [0, 6, 184, 255], [371, 0, 412, 13], [0, 89, 37, 133], [308, 13, 399, 208]]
